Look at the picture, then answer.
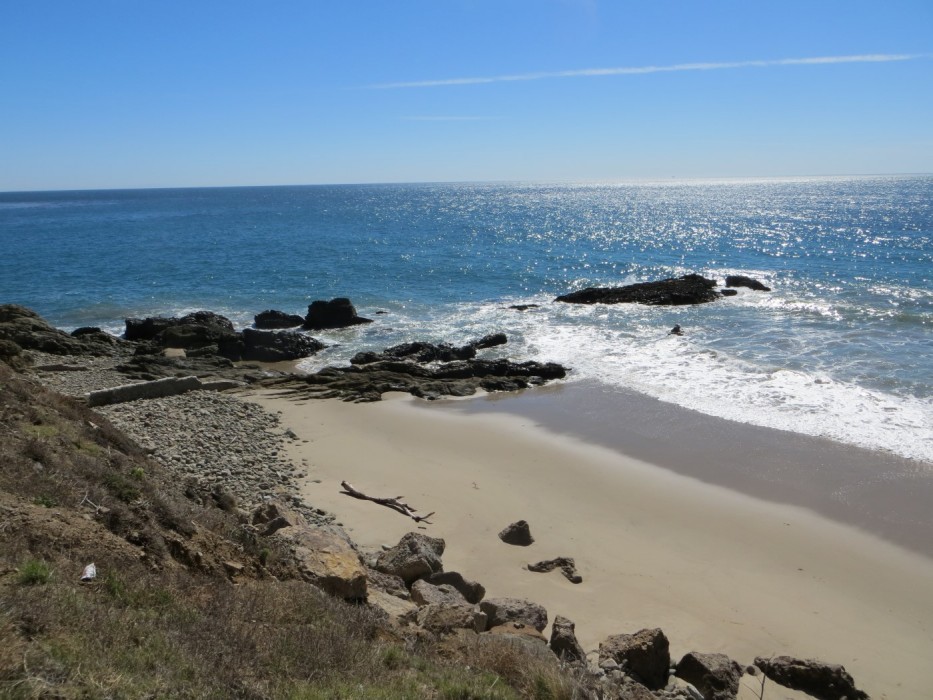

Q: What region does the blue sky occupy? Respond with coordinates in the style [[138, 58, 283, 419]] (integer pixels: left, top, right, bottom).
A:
[[1, 0, 931, 190]]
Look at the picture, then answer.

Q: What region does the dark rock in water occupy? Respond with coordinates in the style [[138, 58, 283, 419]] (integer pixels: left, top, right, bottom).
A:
[[556, 274, 721, 306], [125, 311, 236, 347], [753, 655, 869, 700], [669, 325, 683, 336], [374, 532, 446, 585], [223, 328, 325, 363], [509, 304, 540, 311], [675, 651, 743, 700], [720, 289, 738, 297], [124, 316, 176, 341], [725, 275, 771, 292], [471, 333, 508, 349], [498, 520, 534, 546], [0, 304, 123, 357], [303, 298, 373, 330], [527, 557, 582, 584], [599, 628, 671, 690], [254, 309, 305, 329], [549, 615, 586, 664], [351, 341, 476, 365]]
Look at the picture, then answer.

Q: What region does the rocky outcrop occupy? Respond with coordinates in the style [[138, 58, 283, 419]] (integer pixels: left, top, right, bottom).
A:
[[0, 304, 123, 357], [374, 532, 445, 584], [549, 615, 586, 664], [272, 525, 367, 601], [224, 328, 325, 363], [126, 311, 236, 347], [527, 557, 582, 584], [425, 571, 485, 604], [556, 274, 722, 306], [498, 520, 534, 546], [599, 628, 671, 690], [303, 298, 372, 330], [269, 358, 567, 402], [725, 275, 771, 292], [675, 652, 743, 700], [479, 597, 548, 633], [253, 309, 304, 329], [351, 341, 476, 365], [753, 655, 869, 700]]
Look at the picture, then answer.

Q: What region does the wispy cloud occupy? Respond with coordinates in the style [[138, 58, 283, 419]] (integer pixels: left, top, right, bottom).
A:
[[400, 116, 496, 121], [367, 53, 926, 89]]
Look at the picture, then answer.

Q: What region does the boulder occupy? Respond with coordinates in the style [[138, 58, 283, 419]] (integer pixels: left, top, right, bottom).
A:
[[367, 569, 410, 600], [753, 655, 869, 700], [252, 500, 305, 536], [498, 520, 534, 546], [675, 652, 743, 700], [125, 311, 236, 347], [527, 557, 582, 584], [549, 615, 586, 664], [272, 525, 367, 601], [416, 603, 486, 634], [303, 298, 372, 330], [374, 532, 445, 584], [556, 274, 721, 306], [425, 571, 485, 604], [599, 628, 671, 690], [124, 316, 177, 341], [410, 579, 468, 607], [479, 597, 548, 633], [254, 309, 305, 329], [487, 624, 548, 645], [508, 304, 539, 311], [725, 275, 771, 292]]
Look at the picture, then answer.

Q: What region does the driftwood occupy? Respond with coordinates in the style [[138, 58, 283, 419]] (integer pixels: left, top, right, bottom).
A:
[[340, 480, 435, 523]]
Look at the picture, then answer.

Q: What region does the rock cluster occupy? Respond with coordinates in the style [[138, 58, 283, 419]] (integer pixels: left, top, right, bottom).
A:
[[0, 304, 126, 358]]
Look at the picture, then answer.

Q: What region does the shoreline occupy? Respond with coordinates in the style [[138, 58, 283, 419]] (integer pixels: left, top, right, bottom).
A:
[[436, 379, 933, 560], [249, 387, 933, 700]]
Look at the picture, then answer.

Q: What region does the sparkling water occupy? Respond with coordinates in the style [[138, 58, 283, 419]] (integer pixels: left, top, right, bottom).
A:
[[2, 176, 930, 462]]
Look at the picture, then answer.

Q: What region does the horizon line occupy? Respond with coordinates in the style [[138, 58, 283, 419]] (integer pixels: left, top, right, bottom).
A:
[[365, 53, 928, 89]]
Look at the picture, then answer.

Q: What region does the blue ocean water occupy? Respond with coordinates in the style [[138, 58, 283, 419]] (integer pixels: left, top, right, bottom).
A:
[[1, 177, 931, 462]]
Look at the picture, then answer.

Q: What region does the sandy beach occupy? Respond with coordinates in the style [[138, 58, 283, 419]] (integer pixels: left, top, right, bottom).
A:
[[250, 387, 933, 700]]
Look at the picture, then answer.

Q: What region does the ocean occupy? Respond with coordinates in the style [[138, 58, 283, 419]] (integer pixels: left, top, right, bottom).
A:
[[1, 176, 931, 464]]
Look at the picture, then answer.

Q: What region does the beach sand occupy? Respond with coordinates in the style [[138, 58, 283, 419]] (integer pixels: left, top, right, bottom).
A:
[[249, 388, 933, 700]]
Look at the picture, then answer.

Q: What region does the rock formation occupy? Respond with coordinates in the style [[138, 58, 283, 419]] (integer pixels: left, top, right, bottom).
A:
[[556, 274, 722, 306], [498, 520, 535, 546], [303, 298, 372, 330], [753, 655, 869, 700], [725, 275, 771, 292], [599, 628, 671, 690], [253, 309, 305, 329], [675, 651, 744, 700]]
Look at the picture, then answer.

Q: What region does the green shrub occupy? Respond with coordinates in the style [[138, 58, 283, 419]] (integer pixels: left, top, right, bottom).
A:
[[17, 559, 51, 585]]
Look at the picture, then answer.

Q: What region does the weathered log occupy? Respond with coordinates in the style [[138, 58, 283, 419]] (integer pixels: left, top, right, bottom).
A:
[[340, 480, 434, 523]]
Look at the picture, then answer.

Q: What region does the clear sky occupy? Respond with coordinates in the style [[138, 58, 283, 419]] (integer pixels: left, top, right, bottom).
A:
[[2, 0, 931, 190]]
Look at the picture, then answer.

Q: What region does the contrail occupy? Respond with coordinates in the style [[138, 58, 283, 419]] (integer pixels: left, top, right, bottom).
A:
[[366, 53, 925, 89]]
